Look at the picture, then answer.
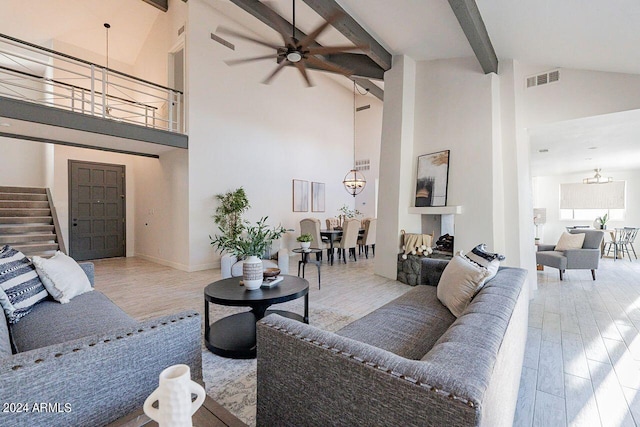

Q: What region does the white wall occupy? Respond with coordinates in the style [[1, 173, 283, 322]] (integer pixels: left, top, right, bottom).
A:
[[413, 57, 499, 253], [133, 149, 190, 269], [533, 170, 640, 244], [354, 95, 383, 218], [0, 138, 48, 187], [519, 64, 640, 128], [186, 0, 356, 270]]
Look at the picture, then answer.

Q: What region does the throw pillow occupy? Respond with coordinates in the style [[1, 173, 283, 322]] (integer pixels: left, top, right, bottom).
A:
[[0, 245, 48, 324], [437, 253, 491, 317], [555, 232, 585, 251], [464, 243, 505, 284], [32, 251, 92, 304]]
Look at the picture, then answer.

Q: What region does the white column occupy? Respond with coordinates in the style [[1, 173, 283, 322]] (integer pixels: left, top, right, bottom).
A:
[[374, 55, 420, 279]]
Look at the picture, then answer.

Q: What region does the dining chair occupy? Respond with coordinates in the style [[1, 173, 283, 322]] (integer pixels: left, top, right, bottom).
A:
[[604, 228, 636, 261], [358, 218, 376, 258], [300, 218, 329, 261], [337, 218, 361, 263], [326, 218, 340, 231]]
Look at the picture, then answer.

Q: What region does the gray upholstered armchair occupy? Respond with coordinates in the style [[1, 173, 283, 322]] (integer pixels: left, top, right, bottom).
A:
[[536, 229, 604, 280]]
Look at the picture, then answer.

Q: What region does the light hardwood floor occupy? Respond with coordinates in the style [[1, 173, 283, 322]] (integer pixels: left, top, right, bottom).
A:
[[93, 255, 640, 426]]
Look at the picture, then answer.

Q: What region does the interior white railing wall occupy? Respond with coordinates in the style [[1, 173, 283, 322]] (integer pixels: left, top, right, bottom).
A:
[[0, 33, 184, 134]]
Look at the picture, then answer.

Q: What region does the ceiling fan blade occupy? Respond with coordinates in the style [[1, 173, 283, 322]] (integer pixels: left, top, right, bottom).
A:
[[307, 45, 369, 55], [217, 27, 280, 50], [298, 10, 342, 48], [262, 61, 288, 85], [262, 1, 295, 45], [225, 54, 280, 66], [306, 55, 352, 76], [294, 62, 314, 87]]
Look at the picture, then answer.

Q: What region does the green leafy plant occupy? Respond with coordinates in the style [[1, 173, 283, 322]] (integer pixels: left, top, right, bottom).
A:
[[210, 216, 288, 258], [296, 233, 313, 243], [597, 213, 609, 228], [212, 188, 250, 241]]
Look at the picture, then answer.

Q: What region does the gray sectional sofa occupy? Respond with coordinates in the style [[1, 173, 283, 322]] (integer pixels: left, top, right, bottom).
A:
[[257, 258, 528, 426], [0, 263, 202, 427]]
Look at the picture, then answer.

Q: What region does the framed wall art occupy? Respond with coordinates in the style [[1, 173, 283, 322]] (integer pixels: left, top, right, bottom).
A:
[[415, 150, 450, 207], [311, 182, 325, 212], [292, 179, 309, 212]]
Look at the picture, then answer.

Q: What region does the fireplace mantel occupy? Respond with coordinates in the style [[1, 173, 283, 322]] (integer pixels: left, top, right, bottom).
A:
[[408, 206, 462, 215]]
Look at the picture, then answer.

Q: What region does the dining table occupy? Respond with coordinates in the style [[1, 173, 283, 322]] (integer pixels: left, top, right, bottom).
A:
[[320, 229, 364, 265]]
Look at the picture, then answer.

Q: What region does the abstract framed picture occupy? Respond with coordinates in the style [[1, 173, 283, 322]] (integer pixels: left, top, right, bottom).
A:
[[292, 179, 309, 212], [311, 182, 325, 212], [415, 150, 450, 207]]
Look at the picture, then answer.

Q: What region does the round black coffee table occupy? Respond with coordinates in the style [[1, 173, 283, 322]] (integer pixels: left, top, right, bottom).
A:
[[204, 275, 309, 359]]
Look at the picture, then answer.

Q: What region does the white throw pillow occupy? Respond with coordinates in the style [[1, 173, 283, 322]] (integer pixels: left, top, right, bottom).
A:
[[463, 243, 504, 284], [437, 253, 491, 317], [555, 232, 585, 251], [32, 252, 92, 304]]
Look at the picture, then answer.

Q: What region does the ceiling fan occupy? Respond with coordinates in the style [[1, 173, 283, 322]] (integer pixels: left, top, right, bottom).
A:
[[218, 0, 368, 86]]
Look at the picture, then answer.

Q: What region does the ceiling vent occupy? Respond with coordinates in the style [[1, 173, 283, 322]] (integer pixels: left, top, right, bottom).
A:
[[526, 69, 560, 89], [355, 159, 370, 171]]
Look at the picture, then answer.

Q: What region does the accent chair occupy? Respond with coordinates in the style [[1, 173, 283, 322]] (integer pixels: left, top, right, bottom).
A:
[[536, 229, 604, 280]]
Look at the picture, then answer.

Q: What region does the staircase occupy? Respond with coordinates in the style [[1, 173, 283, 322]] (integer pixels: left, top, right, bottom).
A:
[[0, 186, 65, 258]]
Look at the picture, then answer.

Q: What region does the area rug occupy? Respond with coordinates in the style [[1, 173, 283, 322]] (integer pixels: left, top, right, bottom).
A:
[[201, 302, 357, 426]]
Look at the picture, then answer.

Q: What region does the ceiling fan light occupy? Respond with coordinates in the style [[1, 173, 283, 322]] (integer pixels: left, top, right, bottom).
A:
[[287, 51, 302, 62]]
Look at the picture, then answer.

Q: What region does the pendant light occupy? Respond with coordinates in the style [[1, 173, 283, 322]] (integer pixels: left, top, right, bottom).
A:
[[343, 81, 366, 196], [104, 23, 113, 117]]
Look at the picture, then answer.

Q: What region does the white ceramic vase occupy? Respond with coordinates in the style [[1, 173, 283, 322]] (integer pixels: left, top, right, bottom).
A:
[[243, 255, 263, 290], [300, 242, 311, 250], [143, 364, 205, 427]]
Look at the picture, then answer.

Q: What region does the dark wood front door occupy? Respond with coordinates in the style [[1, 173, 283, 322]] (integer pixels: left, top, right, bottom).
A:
[[69, 160, 125, 261]]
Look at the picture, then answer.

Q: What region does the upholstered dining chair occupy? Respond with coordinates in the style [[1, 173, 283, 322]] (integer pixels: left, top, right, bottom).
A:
[[326, 218, 340, 231], [358, 218, 376, 258], [300, 218, 329, 261], [337, 218, 361, 263], [536, 229, 604, 280]]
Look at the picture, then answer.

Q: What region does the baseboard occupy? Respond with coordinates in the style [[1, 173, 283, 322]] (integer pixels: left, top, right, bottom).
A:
[[186, 260, 220, 272], [134, 253, 193, 272]]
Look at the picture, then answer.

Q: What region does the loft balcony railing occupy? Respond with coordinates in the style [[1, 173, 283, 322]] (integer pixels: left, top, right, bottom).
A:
[[0, 33, 184, 134]]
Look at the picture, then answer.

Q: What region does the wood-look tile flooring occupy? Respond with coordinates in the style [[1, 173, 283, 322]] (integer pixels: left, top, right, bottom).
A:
[[93, 254, 640, 426], [516, 258, 640, 427]]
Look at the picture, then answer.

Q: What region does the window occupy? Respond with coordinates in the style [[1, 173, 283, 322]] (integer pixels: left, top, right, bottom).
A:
[[560, 209, 625, 221]]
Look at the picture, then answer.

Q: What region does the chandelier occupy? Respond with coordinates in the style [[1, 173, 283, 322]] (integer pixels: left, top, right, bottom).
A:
[[343, 81, 366, 196], [583, 168, 613, 184]]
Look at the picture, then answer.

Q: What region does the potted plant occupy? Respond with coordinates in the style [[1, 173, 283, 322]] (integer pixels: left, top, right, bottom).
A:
[[212, 188, 250, 241], [596, 213, 609, 230], [211, 217, 288, 290], [297, 233, 313, 250]]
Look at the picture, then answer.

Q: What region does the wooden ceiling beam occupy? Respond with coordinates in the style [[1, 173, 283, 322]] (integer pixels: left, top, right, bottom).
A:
[[141, 0, 168, 12], [448, 0, 498, 74], [301, 0, 391, 71]]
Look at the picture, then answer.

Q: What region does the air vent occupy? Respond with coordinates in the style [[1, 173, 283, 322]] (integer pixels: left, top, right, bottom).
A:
[[355, 159, 370, 171], [526, 69, 560, 89], [356, 104, 370, 112], [211, 33, 235, 51], [178, 26, 185, 36]]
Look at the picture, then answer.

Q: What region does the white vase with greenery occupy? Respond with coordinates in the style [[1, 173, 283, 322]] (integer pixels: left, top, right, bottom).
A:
[[211, 216, 288, 290]]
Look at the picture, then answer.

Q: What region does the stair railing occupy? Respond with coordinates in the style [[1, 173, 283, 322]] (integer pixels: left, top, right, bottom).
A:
[[0, 33, 184, 134]]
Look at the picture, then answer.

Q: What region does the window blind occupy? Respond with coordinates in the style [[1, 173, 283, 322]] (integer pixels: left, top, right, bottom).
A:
[[560, 182, 626, 209]]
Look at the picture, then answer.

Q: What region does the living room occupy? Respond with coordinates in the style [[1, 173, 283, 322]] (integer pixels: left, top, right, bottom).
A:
[[1, 0, 640, 426]]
